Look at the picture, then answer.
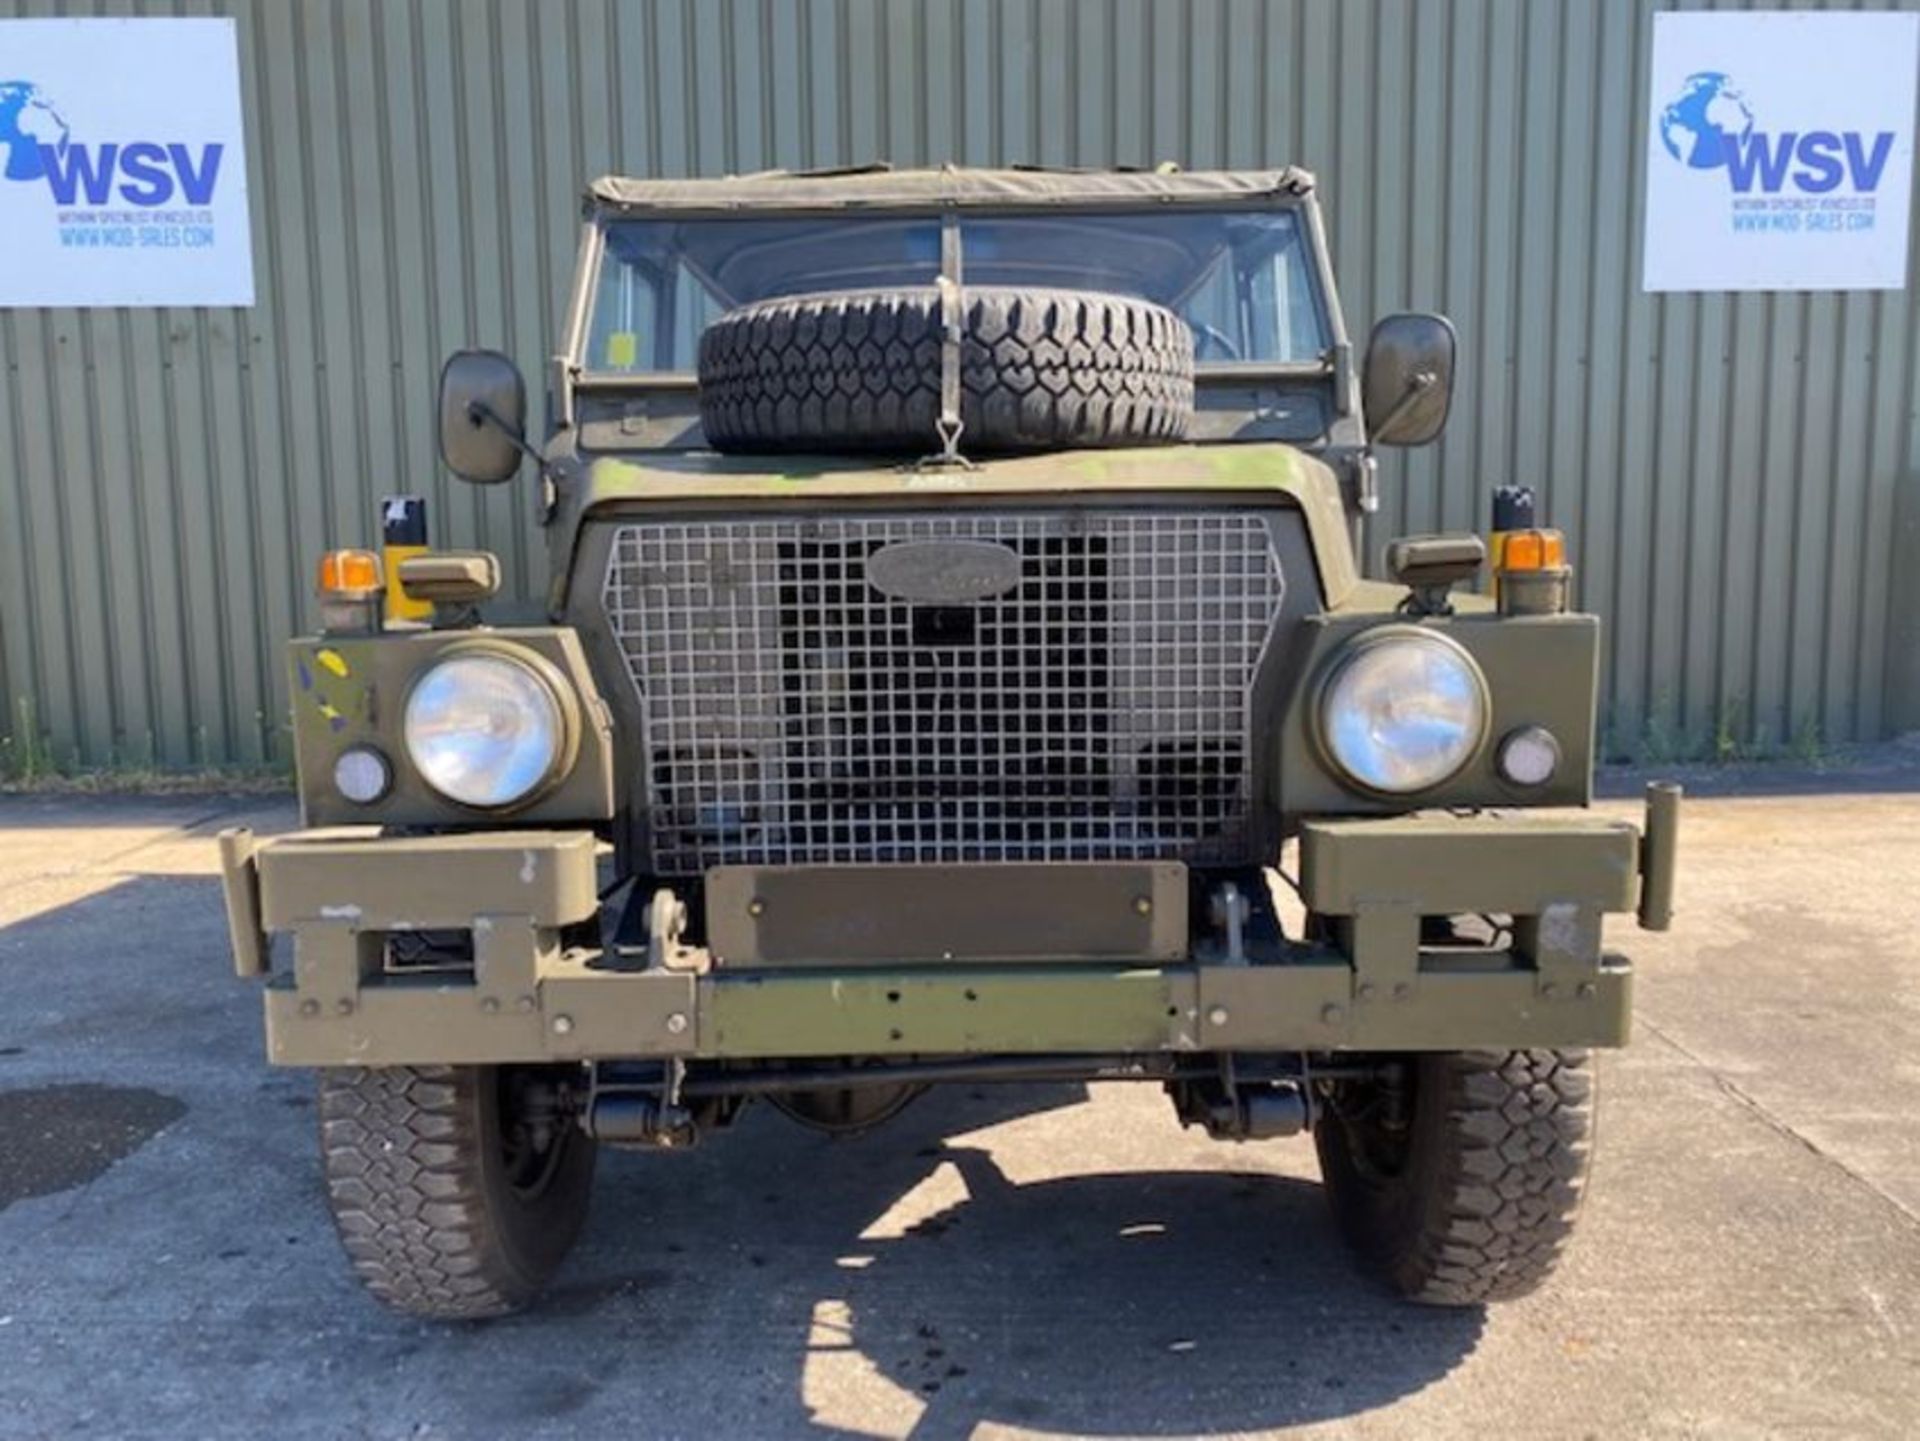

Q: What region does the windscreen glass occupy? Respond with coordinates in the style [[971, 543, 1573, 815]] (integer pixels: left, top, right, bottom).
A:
[[585, 209, 1327, 373]]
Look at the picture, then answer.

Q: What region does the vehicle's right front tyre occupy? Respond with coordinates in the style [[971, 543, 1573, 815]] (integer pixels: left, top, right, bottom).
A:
[[317, 1064, 595, 1320], [1314, 1049, 1594, 1305]]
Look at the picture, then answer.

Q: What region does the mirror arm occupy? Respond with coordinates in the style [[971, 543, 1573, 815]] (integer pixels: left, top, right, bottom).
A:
[[1371, 369, 1439, 441], [466, 399, 559, 483]]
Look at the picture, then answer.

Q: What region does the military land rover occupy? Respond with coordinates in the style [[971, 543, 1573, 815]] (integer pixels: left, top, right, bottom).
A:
[[217, 165, 1680, 1320]]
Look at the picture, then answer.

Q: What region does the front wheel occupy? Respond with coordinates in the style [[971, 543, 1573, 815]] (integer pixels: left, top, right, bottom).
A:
[[317, 1064, 596, 1319], [1314, 1049, 1595, 1305]]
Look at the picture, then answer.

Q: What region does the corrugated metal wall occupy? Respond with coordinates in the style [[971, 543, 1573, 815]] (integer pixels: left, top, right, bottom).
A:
[[2, 0, 1917, 770]]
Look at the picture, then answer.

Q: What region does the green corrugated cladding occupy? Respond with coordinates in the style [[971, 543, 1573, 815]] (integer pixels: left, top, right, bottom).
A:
[[1, 0, 1917, 769]]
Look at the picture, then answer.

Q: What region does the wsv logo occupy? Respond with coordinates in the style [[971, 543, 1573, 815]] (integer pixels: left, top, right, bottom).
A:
[[0, 80, 224, 206], [1659, 72, 1897, 195], [42, 142, 225, 206]]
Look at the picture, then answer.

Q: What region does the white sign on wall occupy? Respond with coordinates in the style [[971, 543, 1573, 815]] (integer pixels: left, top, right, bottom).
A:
[[0, 17, 254, 307], [1643, 10, 1919, 293]]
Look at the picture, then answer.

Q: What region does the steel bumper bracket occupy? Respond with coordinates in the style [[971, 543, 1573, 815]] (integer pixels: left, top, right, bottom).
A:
[[242, 829, 607, 1063], [1300, 811, 1640, 1022]]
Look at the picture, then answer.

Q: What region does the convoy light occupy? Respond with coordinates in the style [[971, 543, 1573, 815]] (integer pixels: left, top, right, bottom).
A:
[[1500, 529, 1566, 573], [403, 652, 566, 809], [316, 549, 387, 635], [1496, 725, 1561, 788], [332, 745, 392, 804], [1320, 631, 1489, 794], [1494, 527, 1572, 616], [316, 549, 384, 598]]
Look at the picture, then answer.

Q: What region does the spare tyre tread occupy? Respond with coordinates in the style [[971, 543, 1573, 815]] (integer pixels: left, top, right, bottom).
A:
[[698, 285, 1194, 453]]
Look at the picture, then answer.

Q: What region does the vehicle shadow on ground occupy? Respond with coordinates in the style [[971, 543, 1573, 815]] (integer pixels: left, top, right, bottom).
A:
[[0, 865, 1481, 1437], [560, 1084, 1485, 1438]]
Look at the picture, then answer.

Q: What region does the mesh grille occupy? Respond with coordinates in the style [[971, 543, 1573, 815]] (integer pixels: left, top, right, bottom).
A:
[[603, 511, 1283, 874]]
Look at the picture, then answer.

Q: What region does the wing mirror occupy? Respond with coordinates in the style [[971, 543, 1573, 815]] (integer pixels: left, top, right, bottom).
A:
[[437, 349, 529, 484], [1362, 313, 1457, 448]]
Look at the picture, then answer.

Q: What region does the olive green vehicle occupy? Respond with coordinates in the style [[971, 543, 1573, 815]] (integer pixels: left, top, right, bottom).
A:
[[217, 165, 1680, 1320]]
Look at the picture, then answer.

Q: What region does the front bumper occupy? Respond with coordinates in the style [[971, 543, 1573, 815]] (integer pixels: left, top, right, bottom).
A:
[[219, 796, 1677, 1067]]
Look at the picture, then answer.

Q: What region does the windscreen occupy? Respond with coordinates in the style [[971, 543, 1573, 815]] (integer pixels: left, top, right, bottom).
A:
[[584, 209, 1328, 373]]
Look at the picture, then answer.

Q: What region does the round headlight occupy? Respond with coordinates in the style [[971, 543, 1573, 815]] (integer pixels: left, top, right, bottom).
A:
[[1321, 632, 1489, 794], [404, 652, 564, 809]]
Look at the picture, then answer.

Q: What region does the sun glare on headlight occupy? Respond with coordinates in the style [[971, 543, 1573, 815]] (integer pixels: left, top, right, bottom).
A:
[[403, 652, 564, 808], [1321, 632, 1488, 794]]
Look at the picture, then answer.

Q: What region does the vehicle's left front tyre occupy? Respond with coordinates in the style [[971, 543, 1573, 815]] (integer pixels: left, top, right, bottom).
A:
[[317, 1064, 595, 1320], [1313, 1049, 1594, 1306]]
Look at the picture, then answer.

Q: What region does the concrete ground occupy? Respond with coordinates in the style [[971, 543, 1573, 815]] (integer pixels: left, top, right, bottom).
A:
[[1, 765, 1918, 1439]]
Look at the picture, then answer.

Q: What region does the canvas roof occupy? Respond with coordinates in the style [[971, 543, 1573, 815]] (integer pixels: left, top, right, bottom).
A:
[[585, 164, 1315, 215]]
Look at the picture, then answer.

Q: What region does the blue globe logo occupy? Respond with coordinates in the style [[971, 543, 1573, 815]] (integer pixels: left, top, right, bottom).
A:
[[0, 80, 70, 183], [1659, 72, 1754, 171]]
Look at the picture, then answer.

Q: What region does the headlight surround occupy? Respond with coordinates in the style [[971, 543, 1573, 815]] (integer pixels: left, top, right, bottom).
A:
[[1319, 630, 1490, 794], [403, 650, 569, 809]]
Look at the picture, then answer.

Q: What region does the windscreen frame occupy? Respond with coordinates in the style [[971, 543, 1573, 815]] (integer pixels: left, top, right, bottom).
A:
[[568, 199, 1342, 388]]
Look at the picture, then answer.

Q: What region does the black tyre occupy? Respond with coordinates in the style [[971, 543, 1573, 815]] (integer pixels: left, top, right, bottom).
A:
[[697, 285, 1194, 453], [317, 1064, 595, 1320], [1314, 1049, 1594, 1305]]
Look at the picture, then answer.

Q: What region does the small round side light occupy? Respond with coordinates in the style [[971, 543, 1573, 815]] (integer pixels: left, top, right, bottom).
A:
[[333, 746, 393, 804], [1497, 726, 1561, 788]]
